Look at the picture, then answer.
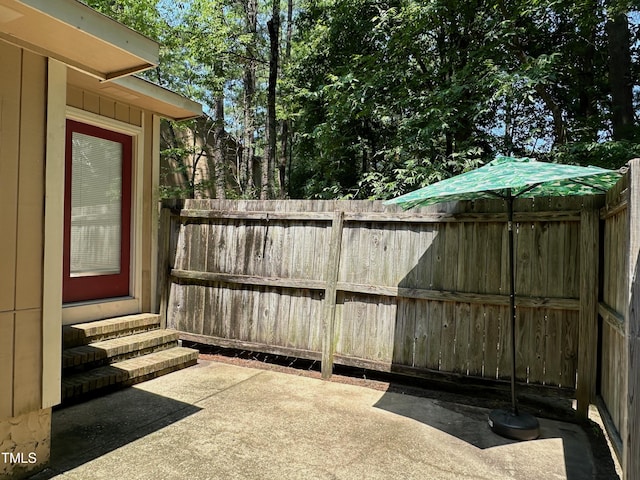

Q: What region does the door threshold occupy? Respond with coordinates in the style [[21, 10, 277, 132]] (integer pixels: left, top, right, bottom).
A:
[[62, 297, 140, 325]]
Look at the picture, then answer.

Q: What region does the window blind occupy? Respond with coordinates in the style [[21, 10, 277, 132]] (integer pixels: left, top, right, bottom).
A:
[[70, 132, 123, 277]]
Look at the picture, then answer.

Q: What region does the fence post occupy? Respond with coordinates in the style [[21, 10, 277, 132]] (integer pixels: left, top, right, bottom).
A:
[[157, 203, 171, 330], [624, 158, 640, 480], [576, 196, 599, 418], [157, 199, 183, 330], [321, 210, 345, 379]]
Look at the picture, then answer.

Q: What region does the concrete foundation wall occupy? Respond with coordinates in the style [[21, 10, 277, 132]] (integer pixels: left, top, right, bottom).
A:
[[0, 409, 51, 479]]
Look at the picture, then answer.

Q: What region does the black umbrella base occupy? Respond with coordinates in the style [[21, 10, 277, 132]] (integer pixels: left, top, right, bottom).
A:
[[488, 409, 540, 441]]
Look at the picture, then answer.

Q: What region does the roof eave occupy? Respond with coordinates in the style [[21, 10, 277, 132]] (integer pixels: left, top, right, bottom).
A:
[[6, 0, 158, 79], [113, 76, 203, 121]]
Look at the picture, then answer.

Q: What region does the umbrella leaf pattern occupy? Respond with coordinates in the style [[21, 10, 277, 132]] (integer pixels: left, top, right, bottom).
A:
[[384, 156, 622, 209], [384, 154, 623, 439]]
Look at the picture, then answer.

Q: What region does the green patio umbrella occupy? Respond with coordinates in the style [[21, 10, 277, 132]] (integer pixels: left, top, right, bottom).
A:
[[384, 155, 622, 441]]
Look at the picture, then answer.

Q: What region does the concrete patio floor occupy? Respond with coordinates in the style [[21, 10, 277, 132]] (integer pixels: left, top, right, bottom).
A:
[[31, 359, 618, 480]]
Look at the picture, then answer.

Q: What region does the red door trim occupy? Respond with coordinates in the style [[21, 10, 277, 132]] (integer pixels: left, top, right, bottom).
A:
[[63, 119, 132, 303]]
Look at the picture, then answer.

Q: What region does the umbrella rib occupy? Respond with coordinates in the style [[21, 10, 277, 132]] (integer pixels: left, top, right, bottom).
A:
[[486, 191, 504, 199], [572, 178, 610, 193], [484, 184, 541, 200], [513, 183, 541, 198]]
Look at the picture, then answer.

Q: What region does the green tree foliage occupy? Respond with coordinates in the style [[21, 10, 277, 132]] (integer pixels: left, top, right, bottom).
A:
[[288, 0, 640, 198], [83, 0, 241, 199], [80, 0, 639, 200], [82, 0, 166, 41]]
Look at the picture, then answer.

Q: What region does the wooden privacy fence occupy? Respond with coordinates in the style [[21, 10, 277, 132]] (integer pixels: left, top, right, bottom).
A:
[[599, 174, 627, 460], [159, 195, 601, 413], [598, 158, 640, 480]]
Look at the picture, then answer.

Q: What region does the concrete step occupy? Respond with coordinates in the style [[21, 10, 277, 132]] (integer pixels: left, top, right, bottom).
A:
[[62, 329, 181, 370], [61, 346, 199, 402], [63, 313, 160, 348]]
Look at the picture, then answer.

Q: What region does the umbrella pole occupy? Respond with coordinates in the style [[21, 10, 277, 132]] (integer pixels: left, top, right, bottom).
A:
[[488, 189, 539, 441], [507, 193, 518, 415]]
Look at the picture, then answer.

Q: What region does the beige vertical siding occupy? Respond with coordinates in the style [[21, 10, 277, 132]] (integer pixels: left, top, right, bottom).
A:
[[42, 59, 66, 409], [0, 42, 21, 316], [16, 51, 46, 311], [13, 310, 43, 413], [141, 111, 154, 312], [67, 84, 144, 127], [0, 43, 46, 418], [0, 312, 14, 416]]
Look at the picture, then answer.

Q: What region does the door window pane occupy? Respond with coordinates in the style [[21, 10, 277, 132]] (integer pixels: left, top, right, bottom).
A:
[[70, 132, 122, 277]]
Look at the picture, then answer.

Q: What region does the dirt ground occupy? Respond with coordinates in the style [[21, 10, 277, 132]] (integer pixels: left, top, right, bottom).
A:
[[190, 343, 621, 480]]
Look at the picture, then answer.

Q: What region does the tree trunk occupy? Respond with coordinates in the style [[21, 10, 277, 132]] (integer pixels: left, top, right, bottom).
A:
[[498, 0, 568, 145], [262, 1, 280, 200], [575, 0, 599, 142], [277, 0, 293, 199], [161, 121, 193, 198], [279, 121, 288, 198], [213, 95, 227, 199], [242, 0, 257, 195], [607, 11, 635, 140], [504, 100, 514, 155]]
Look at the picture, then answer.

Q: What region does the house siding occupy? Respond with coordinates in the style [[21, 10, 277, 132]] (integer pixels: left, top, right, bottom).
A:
[[0, 41, 49, 479], [0, 42, 46, 419], [141, 110, 155, 313], [67, 84, 143, 127]]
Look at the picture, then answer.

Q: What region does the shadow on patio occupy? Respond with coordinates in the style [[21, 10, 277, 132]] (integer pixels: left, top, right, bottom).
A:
[[373, 386, 618, 480], [29, 358, 622, 480], [34, 387, 202, 479]]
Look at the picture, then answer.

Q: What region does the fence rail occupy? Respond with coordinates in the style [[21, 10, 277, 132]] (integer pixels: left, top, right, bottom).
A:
[[155, 161, 640, 480], [159, 197, 601, 404]]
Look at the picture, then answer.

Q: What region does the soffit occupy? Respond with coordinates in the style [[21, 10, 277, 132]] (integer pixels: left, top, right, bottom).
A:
[[68, 68, 202, 121], [0, 0, 158, 80]]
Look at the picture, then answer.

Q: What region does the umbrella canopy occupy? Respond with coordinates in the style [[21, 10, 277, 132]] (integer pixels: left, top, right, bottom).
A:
[[384, 155, 622, 441], [384, 155, 622, 209]]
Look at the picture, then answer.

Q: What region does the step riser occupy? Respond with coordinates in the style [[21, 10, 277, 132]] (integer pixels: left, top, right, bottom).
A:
[[61, 349, 198, 402], [63, 325, 159, 349], [61, 314, 198, 405], [63, 314, 161, 348], [62, 361, 198, 402], [63, 340, 179, 371]]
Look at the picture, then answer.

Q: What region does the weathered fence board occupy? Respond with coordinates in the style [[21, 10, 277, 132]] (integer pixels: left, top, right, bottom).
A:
[[623, 160, 640, 480], [577, 199, 600, 417], [598, 172, 628, 462], [321, 211, 344, 378], [161, 197, 602, 401]]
